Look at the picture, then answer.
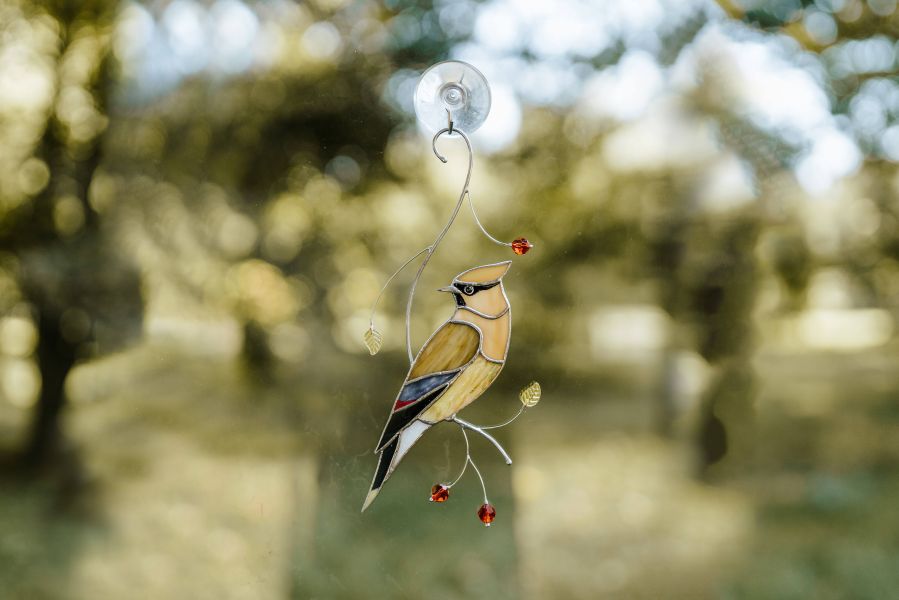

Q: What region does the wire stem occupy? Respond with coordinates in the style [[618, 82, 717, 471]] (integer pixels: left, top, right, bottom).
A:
[[403, 127, 473, 364], [447, 426, 471, 488], [369, 245, 431, 328], [468, 454, 489, 504], [466, 190, 511, 247], [479, 405, 526, 430]]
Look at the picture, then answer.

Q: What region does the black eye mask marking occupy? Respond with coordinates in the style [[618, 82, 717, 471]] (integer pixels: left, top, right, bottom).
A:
[[453, 281, 500, 296], [450, 280, 500, 307]]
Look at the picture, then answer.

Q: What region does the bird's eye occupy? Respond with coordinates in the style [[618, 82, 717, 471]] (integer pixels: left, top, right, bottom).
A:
[[463, 285, 475, 295]]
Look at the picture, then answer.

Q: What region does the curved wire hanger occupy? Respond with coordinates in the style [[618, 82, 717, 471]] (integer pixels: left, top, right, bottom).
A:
[[366, 113, 516, 364]]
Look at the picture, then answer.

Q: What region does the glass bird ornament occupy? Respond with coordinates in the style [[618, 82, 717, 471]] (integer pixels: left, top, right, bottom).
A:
[[360, 61, 542, 525]]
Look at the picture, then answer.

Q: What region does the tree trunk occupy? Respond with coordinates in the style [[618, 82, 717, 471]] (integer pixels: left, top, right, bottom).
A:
[[21, 310, 76, 469]]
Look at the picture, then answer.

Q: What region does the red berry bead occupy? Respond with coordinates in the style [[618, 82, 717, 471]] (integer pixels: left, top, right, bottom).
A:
[[477, 503, 496, 526], [511, 238, 533, 255], [430, 484, 449, 503]]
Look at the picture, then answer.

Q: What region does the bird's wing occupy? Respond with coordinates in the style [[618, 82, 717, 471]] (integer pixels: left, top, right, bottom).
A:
[[408, 319, 481, 379], [374, 320, 481, 452]]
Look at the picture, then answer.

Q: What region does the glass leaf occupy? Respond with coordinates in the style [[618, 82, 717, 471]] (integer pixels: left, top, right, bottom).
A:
[[519, 381, 541, 407], [363, 326, 382, 356]]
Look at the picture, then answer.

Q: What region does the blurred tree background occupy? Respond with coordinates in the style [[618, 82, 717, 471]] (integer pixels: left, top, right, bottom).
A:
[[1, 0, 898, 598]]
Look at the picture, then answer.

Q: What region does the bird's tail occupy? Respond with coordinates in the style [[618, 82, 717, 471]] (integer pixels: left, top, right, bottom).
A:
[[361, 420, 431, 512], [361, 438, 397, 512]]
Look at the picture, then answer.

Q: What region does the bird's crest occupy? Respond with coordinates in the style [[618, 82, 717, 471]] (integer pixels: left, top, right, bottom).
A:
[[455, 261, 512, 284]]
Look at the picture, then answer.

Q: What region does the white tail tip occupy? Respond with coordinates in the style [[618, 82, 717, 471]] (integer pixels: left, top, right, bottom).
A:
[[361, 488, 379, 513]]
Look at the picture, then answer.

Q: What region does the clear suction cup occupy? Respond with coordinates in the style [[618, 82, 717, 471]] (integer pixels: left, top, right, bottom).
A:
[[414, 61, 491, 135]]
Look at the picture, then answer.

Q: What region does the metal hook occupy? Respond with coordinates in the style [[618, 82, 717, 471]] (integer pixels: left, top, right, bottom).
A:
[[431, 123, 472, 164]]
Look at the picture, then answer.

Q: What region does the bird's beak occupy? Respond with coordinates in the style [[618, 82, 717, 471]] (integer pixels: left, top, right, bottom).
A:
[[436, 286, 456, 293]]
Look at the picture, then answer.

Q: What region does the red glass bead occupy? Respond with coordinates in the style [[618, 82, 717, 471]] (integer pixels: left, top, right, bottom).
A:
[[511, 238, 533, 255], [477, 503, 496, 526], [430, 484, 449, 503]]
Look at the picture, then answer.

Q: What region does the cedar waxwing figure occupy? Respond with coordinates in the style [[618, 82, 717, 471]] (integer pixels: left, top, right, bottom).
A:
[[362, 260, 512, 511]]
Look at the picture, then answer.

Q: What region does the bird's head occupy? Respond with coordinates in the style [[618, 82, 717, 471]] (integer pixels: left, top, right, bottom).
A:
[[438, 261, 511, 318]]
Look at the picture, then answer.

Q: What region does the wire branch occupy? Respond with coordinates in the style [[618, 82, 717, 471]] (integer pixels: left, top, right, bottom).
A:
[[451, 416, 513, 465]]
